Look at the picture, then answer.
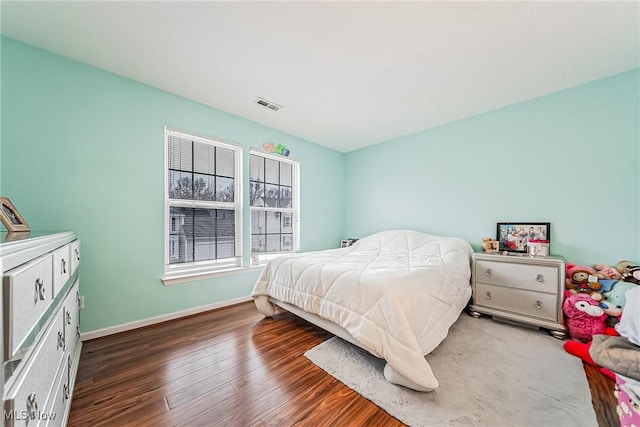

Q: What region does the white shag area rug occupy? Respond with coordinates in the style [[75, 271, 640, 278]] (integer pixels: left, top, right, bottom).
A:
[[304, 314, 597, 427]]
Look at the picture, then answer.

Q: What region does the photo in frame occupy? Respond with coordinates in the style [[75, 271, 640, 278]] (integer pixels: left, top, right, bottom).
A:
[[0, 197, 30, 232], [496, 222, 550, 253], [482, 238, 500, 253]]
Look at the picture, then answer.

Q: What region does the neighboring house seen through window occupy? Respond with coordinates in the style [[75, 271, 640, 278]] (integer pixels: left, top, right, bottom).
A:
[[250, 150, 299, 261], [165, 127, 242, 279]]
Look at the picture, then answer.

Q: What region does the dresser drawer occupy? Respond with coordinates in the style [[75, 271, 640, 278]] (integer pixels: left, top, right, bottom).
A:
[[3, 254, 54, 358], [53, 245, 71, 298], [43, 356, 67, 427], [475, 260, 558, 294], [63, 280, 81, 355], [4, 307, 66, 427], [475, 282, 558, 322], [69, 240, 80, 277]]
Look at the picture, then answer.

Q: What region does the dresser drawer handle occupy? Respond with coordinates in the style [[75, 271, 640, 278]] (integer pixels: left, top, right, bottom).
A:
[[74, 248, 80, 261], [77, 324, 81, 337], [35, 278, 46, 301], [536, 300, 542, 309], [57, 331, 65, 350], [26, 393, 38, 419], [61, 258, 67, 274], [485, 268, 492, 276], [63, 384, 70, 400], [536, 274, 544, 282], [485, 291, 492, 300], [66, 310, 72, 325]]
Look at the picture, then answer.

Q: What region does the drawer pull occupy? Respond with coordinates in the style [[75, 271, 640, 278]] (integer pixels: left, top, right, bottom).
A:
[[63, 384, 70, 400], [536, 274, 544, 282], [74, 248, 80, 261], [35, 278, 46, 301], [26, 393, 38, 419], [66, 310, 72, 325], [77, 290, 82, 305], [485, 268, 492, 276], [536, 300, 542, 309], [77, 324, 81, 337], [485, 291, 492, 300], [61, 258, 67, 274], [57, 331, 65, 350]]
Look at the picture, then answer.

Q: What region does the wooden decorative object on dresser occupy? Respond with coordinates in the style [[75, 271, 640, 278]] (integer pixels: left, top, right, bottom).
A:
[[1, 231, 82, 426], [469, 252, 566, 339]]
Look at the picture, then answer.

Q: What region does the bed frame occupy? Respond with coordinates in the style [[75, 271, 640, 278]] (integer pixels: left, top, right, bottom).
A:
[[260, 297, 435, 391]]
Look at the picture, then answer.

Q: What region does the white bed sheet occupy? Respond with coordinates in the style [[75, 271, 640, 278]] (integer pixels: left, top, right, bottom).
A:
[[251, 229, 474, 390]]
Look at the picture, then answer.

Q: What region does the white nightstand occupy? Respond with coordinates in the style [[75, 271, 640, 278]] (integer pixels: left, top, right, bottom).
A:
[[469, 252, 566, 339]]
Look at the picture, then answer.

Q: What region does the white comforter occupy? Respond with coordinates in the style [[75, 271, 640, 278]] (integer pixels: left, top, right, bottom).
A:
[[251, 229, 474, 390]]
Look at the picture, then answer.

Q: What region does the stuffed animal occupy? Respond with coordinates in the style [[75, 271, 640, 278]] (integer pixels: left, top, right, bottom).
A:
[[601, 281, 638, 318], [625, 266, 640, 284], [565, 286, 640, 381], [617, 260, 640, 285], [565, 263, 604, 301], [593, 264, 622, 280], [565, 263, 596, 288], [563, 293, 608, 342], [564, 327, 618, 380]]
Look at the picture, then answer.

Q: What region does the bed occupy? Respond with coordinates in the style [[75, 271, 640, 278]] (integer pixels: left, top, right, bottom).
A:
[[251, 229, 474, 392]]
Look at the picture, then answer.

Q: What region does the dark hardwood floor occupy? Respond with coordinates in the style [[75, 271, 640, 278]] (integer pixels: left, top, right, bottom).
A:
[[69, 302, 618, 427]]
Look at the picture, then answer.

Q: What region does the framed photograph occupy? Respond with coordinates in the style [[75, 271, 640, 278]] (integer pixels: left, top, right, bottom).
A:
[[482, 238, 500, 253], [340, 238, 359, 248], [0, 197, 30, 232], [496, 222, 550, 253]]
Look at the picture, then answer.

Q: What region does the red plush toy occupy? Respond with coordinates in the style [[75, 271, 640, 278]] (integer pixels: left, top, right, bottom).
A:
[[564, 327, 619, 380]]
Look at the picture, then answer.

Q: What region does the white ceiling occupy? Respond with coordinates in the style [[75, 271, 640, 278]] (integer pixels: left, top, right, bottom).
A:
[[1, 1, 638, 153]]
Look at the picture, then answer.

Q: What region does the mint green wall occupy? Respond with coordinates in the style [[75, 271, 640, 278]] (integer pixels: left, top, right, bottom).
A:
[[344, 69, 640, 266], [1, 37, 345, 332], [3, 35, 638, 333]]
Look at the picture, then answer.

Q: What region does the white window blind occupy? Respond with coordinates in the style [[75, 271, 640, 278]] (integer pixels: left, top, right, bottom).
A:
[[249, 150, 299, 258], [165, 127, 242, 276]]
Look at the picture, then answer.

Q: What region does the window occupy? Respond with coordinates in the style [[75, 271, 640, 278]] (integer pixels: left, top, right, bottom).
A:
[[250, 150, 299, 260], [165, 127, 242, 278]]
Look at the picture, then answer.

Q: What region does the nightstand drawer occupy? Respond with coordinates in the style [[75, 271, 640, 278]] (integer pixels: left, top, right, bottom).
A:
[[475, 260, 558, 294], [475, 282, 558, 322]]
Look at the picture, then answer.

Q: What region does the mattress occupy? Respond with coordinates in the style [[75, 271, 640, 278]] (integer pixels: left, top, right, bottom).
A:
[[252, 229, 474, 390]]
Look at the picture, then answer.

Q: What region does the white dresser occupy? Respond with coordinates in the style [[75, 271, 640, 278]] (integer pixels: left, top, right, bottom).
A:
[[1, 232, 82, 426], [469, 252, 566, 338]]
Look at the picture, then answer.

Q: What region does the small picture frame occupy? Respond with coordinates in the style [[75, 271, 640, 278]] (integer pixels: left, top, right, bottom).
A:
[[340, 238, 359, 248], [482, 238, 500, 253], [496, 222, 550, 253], [0, 197, 30, 232]]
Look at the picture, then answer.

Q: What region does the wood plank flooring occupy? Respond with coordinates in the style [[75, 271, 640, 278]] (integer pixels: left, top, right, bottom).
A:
[[69, 302, 618, 427]]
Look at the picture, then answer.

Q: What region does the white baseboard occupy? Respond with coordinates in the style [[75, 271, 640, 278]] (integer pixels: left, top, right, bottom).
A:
[[80, 295, 253, 341]]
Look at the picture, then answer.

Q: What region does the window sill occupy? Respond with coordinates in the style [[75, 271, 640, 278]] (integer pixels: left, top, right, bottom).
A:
[[162, 265, 264, 286]]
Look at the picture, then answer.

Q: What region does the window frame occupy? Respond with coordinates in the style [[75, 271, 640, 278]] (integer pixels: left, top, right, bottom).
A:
[[249, 148, 300, 264], [164, 126, 243, 280]]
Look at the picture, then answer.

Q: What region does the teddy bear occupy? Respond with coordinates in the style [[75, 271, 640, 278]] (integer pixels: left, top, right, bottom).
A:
[[563, 293, 608, 342], [565, 263, 604, 301]]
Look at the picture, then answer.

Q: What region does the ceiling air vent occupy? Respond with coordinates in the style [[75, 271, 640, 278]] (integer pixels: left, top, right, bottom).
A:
[[254, 97, 283, 112]]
